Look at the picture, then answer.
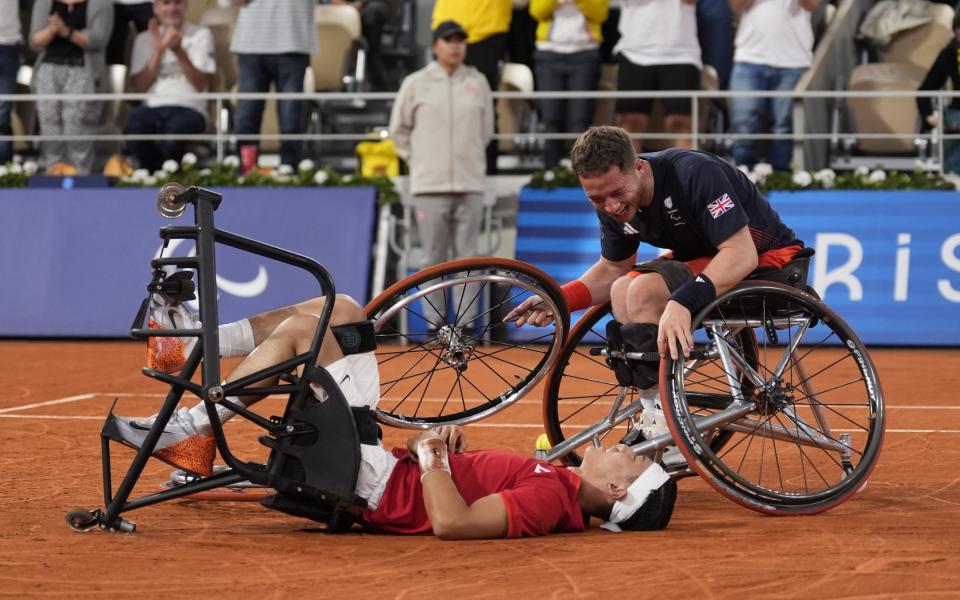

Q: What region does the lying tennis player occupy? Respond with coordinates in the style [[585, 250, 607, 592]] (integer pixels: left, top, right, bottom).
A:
[[110, 292, 677, 539]]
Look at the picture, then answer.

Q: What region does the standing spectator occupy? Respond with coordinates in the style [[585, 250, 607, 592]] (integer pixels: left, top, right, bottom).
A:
[[729, 0, 817, 172], [432, 0, 511, 174], [106, 0, 153, 65], [230, 0, 316, 169], [696, 0, 733, 90], [30, 0, 114, 174], [613, 0, 701, 151], [389, 20, 493, 330], [917, 12, 960, 174], [529, 0, 608, 168], [0, 0, 20, 165], [124, 0, 214, 172]]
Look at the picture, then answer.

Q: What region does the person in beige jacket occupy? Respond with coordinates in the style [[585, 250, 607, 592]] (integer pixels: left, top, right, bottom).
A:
[[389, 19, 494, 331]]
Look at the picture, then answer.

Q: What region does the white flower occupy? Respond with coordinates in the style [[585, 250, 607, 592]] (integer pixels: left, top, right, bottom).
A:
[[132, 168, 150, 181], [342, 174, 353, 184], [23, 161, 38, 176], [753, 162, 774, 177], [791, 170, 813, 187], [813, 168, 835, 182], [162, 159, 179, 173], [144, 176, 156, 186], [820, 176, 835, 189], [298, 159, 315, 172], [278, 164, 294, 176], [237, 176, 245, 184], [747, 171, 760, 184], [737, 164, 750, 175], [181, 152, 198, 166], [543, 170, 556, 182], [199, 168, 212, 176], [559, 158, 572, 169], [854, 166, 869, 177], [153, 170, 165, 179], [868, 169, 886, 183], [9, 162, 21, 174], [12, 155, 22, 164], [0, 166, 8, 177], [313, 170, 329, 185], [223, 155, 240, 168]]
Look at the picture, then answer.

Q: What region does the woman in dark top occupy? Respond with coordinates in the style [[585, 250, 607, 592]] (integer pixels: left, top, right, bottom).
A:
[[917, 11, 960, 173], [30, 0, 113, 173]]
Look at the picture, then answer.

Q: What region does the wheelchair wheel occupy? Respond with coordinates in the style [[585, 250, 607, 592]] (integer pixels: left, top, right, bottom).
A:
[[542, 303, 757, 466], [365, 257, 568, 428], [661, 282, 885, 514]]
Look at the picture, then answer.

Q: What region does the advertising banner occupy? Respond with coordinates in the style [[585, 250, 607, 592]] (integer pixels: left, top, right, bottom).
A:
[[0, 187, 377, 337], [517, 188, 960, 345]]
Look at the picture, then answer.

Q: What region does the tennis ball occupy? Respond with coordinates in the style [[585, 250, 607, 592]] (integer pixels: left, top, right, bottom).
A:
[[535, 433, 552, 450]]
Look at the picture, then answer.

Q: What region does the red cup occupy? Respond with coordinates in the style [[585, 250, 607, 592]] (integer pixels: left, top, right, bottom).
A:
[[240, 145, 258, 174]]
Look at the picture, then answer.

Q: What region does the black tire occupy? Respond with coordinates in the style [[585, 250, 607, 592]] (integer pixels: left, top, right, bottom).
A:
[[661, 282, 885, 514], [365, 257, 568, 428], [65, 508, 98, 532], [542, 304, 755, 466]]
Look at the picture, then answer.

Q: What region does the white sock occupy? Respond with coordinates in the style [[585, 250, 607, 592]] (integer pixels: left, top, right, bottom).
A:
[[188, 397, 241, 436], [638, 386, 661, 412], [218, 319, 255, 357]]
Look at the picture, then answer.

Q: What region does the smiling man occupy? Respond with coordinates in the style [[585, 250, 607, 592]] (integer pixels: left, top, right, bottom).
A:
[[506, 126, 803, 449]]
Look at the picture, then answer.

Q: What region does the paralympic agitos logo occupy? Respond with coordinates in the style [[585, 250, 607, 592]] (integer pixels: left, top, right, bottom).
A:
[[154, 239, 269, 305]]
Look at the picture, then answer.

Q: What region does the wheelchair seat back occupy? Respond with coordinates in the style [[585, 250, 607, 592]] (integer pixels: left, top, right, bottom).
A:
[[746, 247, 815, 290]]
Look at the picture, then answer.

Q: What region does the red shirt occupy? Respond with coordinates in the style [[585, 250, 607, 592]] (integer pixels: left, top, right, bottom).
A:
[[361, 449, 587, 537]]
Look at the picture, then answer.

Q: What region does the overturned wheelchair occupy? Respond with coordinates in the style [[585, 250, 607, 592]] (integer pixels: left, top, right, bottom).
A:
[[66, 184, 883, 533]]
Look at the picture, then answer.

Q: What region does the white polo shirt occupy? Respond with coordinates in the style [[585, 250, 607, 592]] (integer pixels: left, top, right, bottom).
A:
[[130, 22, 217, 119]]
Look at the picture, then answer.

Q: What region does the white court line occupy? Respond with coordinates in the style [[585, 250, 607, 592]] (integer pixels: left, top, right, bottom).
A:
[[0, 393, 98, 415], [1, 413, 959, 434]]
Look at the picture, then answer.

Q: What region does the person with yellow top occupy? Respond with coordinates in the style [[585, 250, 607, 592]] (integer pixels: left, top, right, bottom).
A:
[[529, 0, 608, 167]]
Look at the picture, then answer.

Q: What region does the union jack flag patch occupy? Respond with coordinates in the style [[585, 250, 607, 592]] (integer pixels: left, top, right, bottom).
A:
[[707, 193, 734, 219]]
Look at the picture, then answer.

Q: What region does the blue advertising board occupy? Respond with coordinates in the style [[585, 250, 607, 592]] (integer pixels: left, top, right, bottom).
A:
[[0, 187, 377, 337], [517, 188, 960, 346]]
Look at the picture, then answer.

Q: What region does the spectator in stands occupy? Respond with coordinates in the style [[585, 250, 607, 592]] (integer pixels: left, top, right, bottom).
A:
[[917, 11, 960, 174], [124, 0, 214, 172], [30, 0, 114, 174], [0, 0, 20, 165], [613, 0, 701, 151], [729, 0, 817, 172], [696, 0, 733, 90], [107, 0, 152, 65], [231, 0, 316, 169], [529, 0, 608, 168], [330, 0, 391, 91], [432, 0, 512, 174], [389, 20, 493, 329]]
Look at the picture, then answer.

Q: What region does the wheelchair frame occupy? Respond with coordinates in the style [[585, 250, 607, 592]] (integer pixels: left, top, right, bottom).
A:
[[67, 185, 365, 533]]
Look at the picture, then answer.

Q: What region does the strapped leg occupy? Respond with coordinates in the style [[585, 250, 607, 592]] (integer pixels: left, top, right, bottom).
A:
[[605, 320, 660, 389]]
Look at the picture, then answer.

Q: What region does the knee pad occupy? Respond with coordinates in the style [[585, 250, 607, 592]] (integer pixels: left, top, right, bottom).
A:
[[605, 321, 659, 389]]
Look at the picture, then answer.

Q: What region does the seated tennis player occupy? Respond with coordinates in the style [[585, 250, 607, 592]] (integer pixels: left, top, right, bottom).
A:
[[110, 291, 677, 539]]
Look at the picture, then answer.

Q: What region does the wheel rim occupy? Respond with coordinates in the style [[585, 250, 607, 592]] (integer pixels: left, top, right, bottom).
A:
[[366, 258, 567, 428], [664, 283, 885, 513]]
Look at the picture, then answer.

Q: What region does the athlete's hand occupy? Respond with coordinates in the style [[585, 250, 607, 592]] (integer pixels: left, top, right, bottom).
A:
[[658, 300, 693, 361], [407, 425, 468, 461], [503, 296, 555, 327]]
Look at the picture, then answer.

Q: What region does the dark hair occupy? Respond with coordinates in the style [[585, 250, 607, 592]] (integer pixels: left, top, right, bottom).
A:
[[569, 126, 637, 178], [617, 478, 678, 531], [953, 11, 960, 31]]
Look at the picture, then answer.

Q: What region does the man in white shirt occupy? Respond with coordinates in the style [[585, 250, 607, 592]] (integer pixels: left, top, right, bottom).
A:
[[613, 0, 702, 151], [123, 0, 215, 171], [729, 0, 817, 172], [0, 0, 20, 164]]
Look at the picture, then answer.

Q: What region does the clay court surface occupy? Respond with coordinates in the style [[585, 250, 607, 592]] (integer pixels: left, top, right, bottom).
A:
[[1, 340, 958, 598]]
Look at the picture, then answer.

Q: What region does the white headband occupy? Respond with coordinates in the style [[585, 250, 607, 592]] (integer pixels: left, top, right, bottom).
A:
[[601, 462, 670, 533]]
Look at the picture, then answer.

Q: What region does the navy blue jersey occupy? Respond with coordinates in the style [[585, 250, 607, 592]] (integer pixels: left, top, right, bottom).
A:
[[599, 149, 802, 262]]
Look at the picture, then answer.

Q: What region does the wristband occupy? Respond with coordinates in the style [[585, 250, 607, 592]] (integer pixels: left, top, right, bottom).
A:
[[561, 280, 592, 312], [669, 272, 716, 315], [416, 438, 451, 482]]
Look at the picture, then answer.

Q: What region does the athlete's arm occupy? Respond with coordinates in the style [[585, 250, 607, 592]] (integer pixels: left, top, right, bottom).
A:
[[504, 254, 635, 327], [658, 226, 757, 359], [408, 427, 507, 540]]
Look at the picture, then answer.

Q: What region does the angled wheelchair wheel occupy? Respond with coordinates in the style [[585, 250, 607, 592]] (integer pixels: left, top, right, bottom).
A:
[[542, 303, 756, 466], [661, 282, 885, 515], [365, 257, 568, 428]]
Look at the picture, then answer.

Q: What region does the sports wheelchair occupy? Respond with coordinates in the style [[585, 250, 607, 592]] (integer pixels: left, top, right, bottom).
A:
[[66, 185, 883, 533]]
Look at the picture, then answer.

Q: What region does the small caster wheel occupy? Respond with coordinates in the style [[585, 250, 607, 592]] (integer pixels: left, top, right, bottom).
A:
[[65, 508, 100, 532]]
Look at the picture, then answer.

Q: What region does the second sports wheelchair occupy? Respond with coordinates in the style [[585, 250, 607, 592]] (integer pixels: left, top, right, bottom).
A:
[[66, 184, 883, 533]]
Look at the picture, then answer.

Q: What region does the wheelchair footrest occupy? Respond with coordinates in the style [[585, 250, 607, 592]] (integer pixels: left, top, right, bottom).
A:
[[260, 493, 365, 533]]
